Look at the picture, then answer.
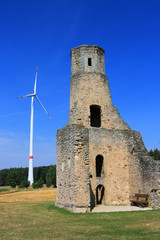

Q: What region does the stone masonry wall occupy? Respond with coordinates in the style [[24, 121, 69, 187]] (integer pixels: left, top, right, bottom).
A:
[[69, 45, 130, 130], [128, 131, 160, 207], [69, 72, 130, 130], [88, 128, 160, 208], [57, 124, 160, 211], [71, 45, 105, 75], [89, 128, 131, 207], [56, 124, 90, 212]]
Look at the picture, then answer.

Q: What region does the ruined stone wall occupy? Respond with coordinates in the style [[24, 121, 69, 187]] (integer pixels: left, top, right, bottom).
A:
[[89, 129, 136, 207], [56, 124, 90, 212], [56, 124, 160, 211], [125, 131, 160, 207], [88, 128, 160, 208], [56, 44, 160, 212]]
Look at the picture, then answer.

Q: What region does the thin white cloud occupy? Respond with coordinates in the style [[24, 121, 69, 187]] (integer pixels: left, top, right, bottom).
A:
[[0, 111, 28, 118], [0, 137, 13, 146]]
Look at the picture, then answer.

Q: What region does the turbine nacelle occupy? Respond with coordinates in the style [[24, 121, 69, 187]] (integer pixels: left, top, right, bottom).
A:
[[17, 64, 52, 121], [17, 93, 52, 120]]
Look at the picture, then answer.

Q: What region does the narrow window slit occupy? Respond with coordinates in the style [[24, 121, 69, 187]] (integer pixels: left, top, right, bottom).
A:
[[88, 58, 92, 66], [96, 155, 103, 177]]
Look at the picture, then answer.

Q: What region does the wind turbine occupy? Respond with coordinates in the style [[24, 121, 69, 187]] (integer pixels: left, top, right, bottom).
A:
[[18, 65, 52, 185]]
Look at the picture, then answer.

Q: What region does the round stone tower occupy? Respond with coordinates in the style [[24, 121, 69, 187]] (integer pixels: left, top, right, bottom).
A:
[[69, 45, 129, 130]]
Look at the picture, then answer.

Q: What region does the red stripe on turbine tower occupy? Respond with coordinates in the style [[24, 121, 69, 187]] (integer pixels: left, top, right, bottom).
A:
[[29, 156, 33, 159]]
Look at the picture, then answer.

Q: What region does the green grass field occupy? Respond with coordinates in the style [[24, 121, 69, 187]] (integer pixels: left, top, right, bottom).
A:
[[0, 188, 10, 192], [0, 200, 160, 240]]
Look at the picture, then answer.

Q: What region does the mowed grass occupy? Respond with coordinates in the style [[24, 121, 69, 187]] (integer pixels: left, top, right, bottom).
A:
[[0, 188, 160, 240]]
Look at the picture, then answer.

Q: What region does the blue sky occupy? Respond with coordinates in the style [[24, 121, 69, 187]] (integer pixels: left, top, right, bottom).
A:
[[0, 0, 160, 170]]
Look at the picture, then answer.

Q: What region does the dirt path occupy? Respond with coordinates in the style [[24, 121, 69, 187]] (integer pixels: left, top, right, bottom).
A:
[[0, 188, 56, 203], [92, 204, 153, 212]]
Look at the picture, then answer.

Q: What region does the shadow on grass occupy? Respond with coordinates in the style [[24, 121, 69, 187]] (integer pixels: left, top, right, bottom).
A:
[[47, 203, 75, 215]]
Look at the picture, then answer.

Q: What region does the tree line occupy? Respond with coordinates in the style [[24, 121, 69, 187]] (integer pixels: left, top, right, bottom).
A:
[[148, 148, 160, 160], [0, 165, 56, 188]]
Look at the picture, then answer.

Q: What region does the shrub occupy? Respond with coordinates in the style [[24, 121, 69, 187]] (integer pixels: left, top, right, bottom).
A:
[[32, 182, 39, 189], [32, 178, 44, 189], [19, 180, 30, 188], [37, 178, 44, 188]]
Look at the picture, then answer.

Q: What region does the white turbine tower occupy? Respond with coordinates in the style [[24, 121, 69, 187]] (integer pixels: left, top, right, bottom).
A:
[[18, 65, 52, 185]]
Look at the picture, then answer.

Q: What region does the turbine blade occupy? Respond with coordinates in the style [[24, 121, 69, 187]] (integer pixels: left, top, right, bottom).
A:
[[35, 95, 52, 120], [34, 64, 38, 94], [17, 94, 35, 99]]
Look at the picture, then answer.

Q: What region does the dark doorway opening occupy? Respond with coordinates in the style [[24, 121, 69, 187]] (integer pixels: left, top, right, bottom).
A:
[[96, 155, 103, 177], [96, 185, 105, 204], [90, 105, 101, 127]]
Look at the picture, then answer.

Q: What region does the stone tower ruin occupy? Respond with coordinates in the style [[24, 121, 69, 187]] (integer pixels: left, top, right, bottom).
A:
[[56, 45, 160, 212]]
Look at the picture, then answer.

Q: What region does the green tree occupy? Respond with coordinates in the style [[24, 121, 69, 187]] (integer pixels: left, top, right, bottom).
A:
[[34, 166, 49, 183], [7, 172, 19, 188], [46, 165, 56, 187], [0, 169, 9, 186], [149, 148, 160, 160]]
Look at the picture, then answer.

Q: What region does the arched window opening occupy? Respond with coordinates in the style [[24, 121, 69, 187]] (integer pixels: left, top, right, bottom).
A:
[[90, 105, 101, 127], [96, 155, 103, 177], [96, 184, 105, 204]]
